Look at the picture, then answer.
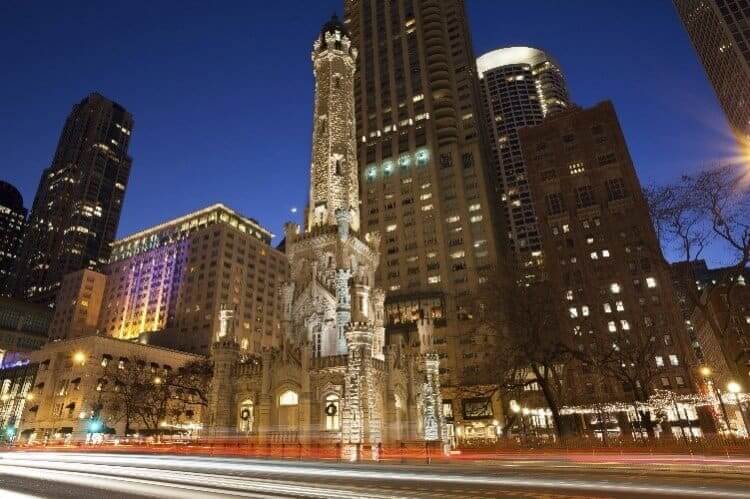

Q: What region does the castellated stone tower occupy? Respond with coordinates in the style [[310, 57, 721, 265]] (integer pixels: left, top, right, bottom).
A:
[[204, 16, 435, 459], [418, 317, 449, 448], [207, 306, 240, 435], [280, 15, 385, 459], [307, 15, 360, 233]]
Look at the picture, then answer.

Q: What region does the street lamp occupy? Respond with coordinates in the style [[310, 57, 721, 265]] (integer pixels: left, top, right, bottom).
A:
[[73, 351, 86, 365], [727, 381, 749, 434], [510, 401, 528, 442], [700, 366, 732, 435], [727, 381, 742, 395]]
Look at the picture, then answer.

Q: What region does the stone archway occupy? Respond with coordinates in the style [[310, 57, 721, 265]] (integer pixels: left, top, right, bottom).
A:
[[277, 389, 299, 432]]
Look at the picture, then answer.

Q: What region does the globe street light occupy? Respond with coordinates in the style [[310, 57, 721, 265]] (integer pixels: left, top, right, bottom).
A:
[[727, 381, 749, 434], [73, 351, 86, 365], [700, 366, 732, 434]]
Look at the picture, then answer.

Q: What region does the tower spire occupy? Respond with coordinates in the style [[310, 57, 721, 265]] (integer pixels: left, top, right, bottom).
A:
[[306, 16, 359, 233]]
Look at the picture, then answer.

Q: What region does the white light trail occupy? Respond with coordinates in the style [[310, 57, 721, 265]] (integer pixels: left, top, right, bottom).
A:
[[0, 452, 747, 498]]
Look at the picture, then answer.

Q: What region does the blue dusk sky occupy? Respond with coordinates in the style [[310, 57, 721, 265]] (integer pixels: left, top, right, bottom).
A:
[[0, 1, 737, 265]]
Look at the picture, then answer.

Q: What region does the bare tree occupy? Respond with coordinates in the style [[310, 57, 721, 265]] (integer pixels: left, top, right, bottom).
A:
[[101, 358, 212, 435], [100, 360, 147, 435], [476, 266, 573, 438], [166, 360, 213, 420], [647, 164, 750, 341], [582, 323, 665, 438]]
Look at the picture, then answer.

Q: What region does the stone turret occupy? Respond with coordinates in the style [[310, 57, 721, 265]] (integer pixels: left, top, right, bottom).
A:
[[342, 321, 380, 460], [307, 14, 360, 233], [417, 317, 448, 450], [207, 306, 241, 435]]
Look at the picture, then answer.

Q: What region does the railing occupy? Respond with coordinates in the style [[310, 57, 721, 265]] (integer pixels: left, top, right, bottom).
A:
[[455, 434, 750, 458], [311, 355, 347, 369]]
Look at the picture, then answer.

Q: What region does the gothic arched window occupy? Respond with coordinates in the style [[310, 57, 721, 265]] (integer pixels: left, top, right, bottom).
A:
[[324, 393, 340, 430], [238, 399, 254, 433], [278, 390, 299, 431]]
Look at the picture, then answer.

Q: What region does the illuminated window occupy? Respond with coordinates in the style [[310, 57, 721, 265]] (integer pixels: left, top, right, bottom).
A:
[[646, 277, 657, 288], [608, 321, 617, 332], [610, 283, 621, 294], [601, 249, 610, 258], [279, 390, 299, 406], [565, 290, 574, 301], [569, 307, 578, 318], [582, 306, 590, 317], [620, 320, 630, 330], [655, 356, 664, 367], [568, 162, 585, 175], [616, 301, 625, 312], [669, 355, 679, 366], [603, 303, 612, 314]]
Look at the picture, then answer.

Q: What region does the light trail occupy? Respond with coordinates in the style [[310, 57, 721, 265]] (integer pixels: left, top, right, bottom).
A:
[[0, 454, 405, 499], [1, 452, 749, 498]]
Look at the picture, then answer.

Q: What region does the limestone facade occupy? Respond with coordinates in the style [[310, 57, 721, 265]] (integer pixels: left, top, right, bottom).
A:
[[207, 16, 447, 457]]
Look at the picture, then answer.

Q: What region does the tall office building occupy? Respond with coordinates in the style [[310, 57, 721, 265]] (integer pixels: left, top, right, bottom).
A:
[[344, 0, 503, 388], [675, 0, 750, 144], [15, 93, 133, 305], [0, 181, 27, 296], [476, 47, 569, 264], [99, 204, 288, 355], [521, 102, 697, 410], [48, 269, 107, 341]]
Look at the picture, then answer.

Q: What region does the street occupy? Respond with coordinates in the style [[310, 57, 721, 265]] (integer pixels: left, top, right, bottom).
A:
[[0, 452, 749, 498]]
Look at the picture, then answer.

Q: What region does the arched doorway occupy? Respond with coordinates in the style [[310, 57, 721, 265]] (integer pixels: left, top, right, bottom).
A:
[[278, 390, 299, 431], [393, 393, 405, 442]]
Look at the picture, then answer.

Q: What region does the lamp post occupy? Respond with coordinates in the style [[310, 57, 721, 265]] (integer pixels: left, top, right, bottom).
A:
[[510, 401, 528, 444], [521, 407, 530, 443], [727, 381, 749, 435], [701, 367, 732, 435]]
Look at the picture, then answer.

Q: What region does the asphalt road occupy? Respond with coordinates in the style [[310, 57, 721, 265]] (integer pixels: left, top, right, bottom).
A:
[[0, 452, 749, 498]]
